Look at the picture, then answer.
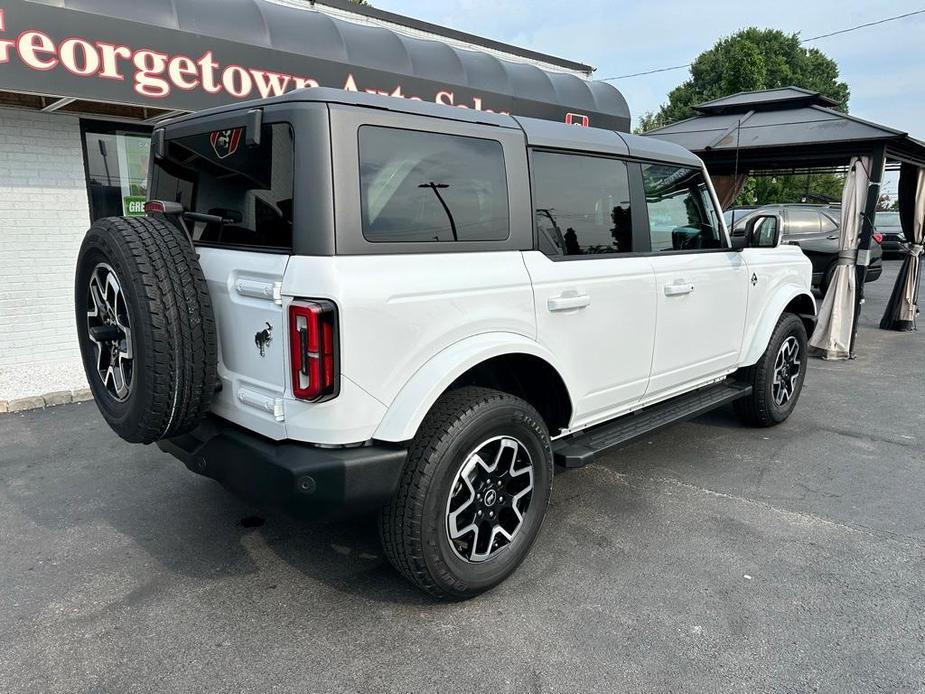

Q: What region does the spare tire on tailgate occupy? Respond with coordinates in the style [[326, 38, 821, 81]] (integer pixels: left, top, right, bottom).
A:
[[74, 216, 218, 444]]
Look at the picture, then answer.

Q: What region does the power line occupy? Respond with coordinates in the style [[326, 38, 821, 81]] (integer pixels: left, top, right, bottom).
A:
[[600, 8, 925, 80], [604, 63, 692, 80], [802, 8, 925, 40]]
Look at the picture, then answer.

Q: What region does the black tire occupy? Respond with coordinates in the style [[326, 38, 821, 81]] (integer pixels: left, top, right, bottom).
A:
[[75, 216, 217, 444], [734, 313, 808, 427], [379, 386, 553, 600]]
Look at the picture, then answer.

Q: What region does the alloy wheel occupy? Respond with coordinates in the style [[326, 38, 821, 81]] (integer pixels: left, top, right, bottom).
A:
[[86, 263, 134, 401], [772, 335, 801, 406], [445, 435, 535, 563]]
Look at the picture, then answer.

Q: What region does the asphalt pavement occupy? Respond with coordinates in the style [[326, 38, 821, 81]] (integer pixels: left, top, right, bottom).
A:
[[1, 260, 923, 693]]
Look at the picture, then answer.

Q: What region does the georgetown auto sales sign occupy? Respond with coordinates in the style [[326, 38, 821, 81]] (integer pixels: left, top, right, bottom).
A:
[[0, 1, 629, 130]]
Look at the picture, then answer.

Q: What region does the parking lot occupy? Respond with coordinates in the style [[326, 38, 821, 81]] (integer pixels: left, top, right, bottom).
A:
[[1, 260, 923, 693]]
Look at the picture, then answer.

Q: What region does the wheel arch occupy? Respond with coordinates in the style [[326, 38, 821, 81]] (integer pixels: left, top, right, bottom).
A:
[[741, 288, 817, 366], [373, 332, 574, 443]]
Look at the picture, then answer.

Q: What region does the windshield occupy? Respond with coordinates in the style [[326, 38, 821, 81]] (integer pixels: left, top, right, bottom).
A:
[[724, 208, 755, 231]]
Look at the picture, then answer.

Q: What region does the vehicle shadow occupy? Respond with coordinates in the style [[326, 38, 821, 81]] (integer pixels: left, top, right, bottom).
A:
[[2, 405, 425, 605], [4, 400, 746, 607], [242, 510, 429, 605]]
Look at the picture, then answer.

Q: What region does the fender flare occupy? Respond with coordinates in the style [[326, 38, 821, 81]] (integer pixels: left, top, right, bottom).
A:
[[741, 288, 817, 366], [373, 332, 572, 443]]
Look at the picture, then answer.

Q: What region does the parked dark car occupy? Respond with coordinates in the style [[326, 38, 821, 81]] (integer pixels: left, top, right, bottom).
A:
[[726, 205, 882, 294], [875, 211, 905, 255]]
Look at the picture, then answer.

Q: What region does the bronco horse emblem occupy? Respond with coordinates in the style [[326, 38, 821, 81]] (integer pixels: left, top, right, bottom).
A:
[[254, 322, 272, 357], [210, 128, 242, 159]]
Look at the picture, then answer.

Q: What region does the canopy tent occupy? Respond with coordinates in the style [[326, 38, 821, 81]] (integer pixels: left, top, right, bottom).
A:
[[646, 87, 925, 356], [810, 156, 873, 359], [880, 164, 925, 331]]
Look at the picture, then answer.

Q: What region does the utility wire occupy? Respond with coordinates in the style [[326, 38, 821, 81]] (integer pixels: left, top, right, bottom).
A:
[[802, 8, 925, 41], [601, 8, 925, 80]]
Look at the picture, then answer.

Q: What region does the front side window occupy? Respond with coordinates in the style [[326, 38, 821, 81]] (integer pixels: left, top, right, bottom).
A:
[[787, 208, 822, 235], [820, 213, 839, 234], [532, 151, 633, 256], [152, 123, 294, 250], [359, 126, 509, 243], [642, 164, 725, 251]]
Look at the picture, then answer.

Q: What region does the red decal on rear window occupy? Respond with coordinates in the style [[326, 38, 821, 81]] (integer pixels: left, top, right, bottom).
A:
[[210, 128, 243, 159]]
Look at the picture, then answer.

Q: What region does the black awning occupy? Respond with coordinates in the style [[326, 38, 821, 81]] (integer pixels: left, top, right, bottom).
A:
[[645, 87, 925, 171], [0, 0, 630, 131]]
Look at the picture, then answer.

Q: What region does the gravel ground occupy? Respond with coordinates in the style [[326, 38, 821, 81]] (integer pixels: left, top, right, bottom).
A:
[[0, 260, 922, 693]]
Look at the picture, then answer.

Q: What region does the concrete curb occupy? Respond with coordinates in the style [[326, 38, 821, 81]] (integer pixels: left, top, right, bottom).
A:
[[0, 388, 93, 414]]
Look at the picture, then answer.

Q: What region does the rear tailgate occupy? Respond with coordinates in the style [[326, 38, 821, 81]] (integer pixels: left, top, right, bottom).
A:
[[198, 249, 289, 439], [150, 114, 296, 439]]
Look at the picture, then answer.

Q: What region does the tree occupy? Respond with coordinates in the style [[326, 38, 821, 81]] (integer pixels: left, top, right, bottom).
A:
[[637, 28, 850, 207], [638, 28, 849, 132], [734, 173, 845, 207]]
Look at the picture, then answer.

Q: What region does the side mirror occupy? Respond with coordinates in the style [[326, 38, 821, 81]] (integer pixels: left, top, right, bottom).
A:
[[744, 214, 783, 248]]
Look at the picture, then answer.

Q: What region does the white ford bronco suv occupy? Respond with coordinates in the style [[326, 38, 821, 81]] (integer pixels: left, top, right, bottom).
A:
[[75, 88, 815, 599]]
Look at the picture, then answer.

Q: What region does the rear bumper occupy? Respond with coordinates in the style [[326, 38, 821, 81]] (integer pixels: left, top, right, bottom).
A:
[[157, 417, 407, 519], [880, 239, 903, 252]]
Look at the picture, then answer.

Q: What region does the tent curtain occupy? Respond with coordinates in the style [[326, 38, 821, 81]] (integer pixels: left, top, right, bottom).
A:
[[712, 174, 748, 210], [809, 156, 872, 359], [880, 163, 925, 331]]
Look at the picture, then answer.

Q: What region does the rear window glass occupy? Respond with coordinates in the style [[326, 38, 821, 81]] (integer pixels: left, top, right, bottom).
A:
[[152, 123, 294, 250], [877, 211, 900, 226], [358, 126, 509, 243]]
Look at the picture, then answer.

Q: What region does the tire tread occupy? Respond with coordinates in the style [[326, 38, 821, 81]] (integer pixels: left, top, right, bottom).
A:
[[76, 216, 217, 443], [734, 313, 806, 428], [379, 386, 549, 599]]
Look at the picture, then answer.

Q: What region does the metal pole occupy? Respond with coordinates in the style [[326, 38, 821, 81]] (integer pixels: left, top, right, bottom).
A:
[[849, 145, 887, 356]]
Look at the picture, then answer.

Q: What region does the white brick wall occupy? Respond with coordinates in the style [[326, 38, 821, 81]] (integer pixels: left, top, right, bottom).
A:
[[0, 108, 91, 398]]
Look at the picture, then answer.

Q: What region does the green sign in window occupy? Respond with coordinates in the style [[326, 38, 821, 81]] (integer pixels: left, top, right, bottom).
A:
[[123, 195, 146, 216]]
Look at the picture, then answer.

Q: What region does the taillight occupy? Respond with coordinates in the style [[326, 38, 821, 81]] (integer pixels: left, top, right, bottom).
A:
[[873, 232, 883, 244], [143, 199, 183, 215], [289, 300, 339, 402]]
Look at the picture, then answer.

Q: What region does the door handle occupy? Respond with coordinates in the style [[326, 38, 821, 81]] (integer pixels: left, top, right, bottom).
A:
[[664, 282, 694, 297], [547, 293, 590, 312], [827, 234, 839, 240]]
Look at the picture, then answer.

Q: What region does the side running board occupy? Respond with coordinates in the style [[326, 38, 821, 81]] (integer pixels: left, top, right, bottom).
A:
[[552, 381, 752, 468]]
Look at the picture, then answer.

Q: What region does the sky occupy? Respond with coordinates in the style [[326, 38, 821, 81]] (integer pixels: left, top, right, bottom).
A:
[[373, 0, 925, 197]]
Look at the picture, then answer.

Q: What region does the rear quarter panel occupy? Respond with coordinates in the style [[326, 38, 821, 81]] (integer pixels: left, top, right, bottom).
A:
[[282, 253, 535, 439]]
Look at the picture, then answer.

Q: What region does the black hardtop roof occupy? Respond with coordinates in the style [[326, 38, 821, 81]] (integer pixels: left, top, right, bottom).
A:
[[161, 87, 701, 167]]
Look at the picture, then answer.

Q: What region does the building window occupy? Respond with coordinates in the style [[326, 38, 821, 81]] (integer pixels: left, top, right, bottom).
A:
[[358, 126, 510, 243], [532, 151, 633, 256], [80, 121, 152, 221], [642, 164, 725, 251]]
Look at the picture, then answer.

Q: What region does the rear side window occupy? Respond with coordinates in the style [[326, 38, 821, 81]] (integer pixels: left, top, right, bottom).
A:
[[532, 151, 633, 256], [642, 164, 725, 251], [358, 126, 509, 243], [152, 123, 294, 250], [787, 208, 822, 235]]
